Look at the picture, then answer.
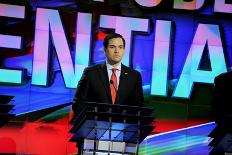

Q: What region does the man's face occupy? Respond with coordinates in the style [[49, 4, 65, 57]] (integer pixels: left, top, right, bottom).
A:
[[104, 37, 125, 65]]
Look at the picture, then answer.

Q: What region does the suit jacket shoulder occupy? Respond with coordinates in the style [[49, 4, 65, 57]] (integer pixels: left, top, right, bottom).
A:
[[215, 71, 232, 83], [84, 63, 102, 72], [121, 64, 141, 77]]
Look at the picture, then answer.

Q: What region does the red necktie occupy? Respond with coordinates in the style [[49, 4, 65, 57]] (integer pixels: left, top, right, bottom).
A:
[[110, 68, 117, 104]]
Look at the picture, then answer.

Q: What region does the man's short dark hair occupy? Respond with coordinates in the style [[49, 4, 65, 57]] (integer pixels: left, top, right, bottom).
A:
[[103, 33, 125, 48]]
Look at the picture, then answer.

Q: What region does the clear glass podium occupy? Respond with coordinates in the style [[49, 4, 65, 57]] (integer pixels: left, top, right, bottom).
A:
[[70, 101, 155, 155]]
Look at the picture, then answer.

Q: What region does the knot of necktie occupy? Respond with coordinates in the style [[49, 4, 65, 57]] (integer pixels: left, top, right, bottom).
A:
[[112, 68, 117, 74]]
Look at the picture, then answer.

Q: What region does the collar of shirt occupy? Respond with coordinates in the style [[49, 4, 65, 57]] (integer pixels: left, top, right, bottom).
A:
[[105, 60, 121, 71], [105, 60, 121, 88]]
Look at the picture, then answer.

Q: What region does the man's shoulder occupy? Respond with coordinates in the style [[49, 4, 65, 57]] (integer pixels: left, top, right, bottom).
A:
[[121, 64, 141, 76], [215, 71, 232, 83], [84, 63, 103, 72]]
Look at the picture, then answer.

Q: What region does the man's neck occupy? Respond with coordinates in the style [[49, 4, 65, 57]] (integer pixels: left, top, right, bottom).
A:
[[106, 60, 121, 68], [112, 63, 120, 68]]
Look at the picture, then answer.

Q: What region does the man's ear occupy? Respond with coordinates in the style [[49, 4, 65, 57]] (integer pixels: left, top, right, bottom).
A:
[[103, 48, 106, 55]]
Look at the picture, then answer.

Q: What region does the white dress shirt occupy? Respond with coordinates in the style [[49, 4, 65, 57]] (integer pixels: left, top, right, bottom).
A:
[[105, 60, 121, 89]]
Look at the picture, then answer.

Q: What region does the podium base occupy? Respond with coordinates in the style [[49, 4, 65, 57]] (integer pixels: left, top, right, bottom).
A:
[[82, 139, 137, 155], [83, 152, 133, 155]]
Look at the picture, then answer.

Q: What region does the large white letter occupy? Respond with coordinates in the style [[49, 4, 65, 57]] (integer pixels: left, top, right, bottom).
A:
[[214, 0, 232, 13], [32, 8, 92, 88], [173, 24, 227, 98], [0, 3, 25, 84], [134, 0, 162, 7], [151, 20, 172, 96], [174, 0, 205, 10], [99, 15, 149, 66]]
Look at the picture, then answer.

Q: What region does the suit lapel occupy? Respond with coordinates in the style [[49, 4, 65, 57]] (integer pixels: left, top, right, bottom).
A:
[[97, 63, 112, 103], [117, 64, 129, 104]]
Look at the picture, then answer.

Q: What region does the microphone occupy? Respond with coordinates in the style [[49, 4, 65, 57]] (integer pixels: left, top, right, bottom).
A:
[[110, 80, 119, 104]]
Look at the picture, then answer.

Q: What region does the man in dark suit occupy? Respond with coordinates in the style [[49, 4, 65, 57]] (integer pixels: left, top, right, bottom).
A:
[[210, 71, 232, 154], [212, 71, 232, 124], [72, 33, 144, 112]]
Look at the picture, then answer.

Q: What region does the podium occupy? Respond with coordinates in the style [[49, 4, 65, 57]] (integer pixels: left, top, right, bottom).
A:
[[0, 95, 15, 127], [208, 116, 232, 154], [69, 101, 155, 155]]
